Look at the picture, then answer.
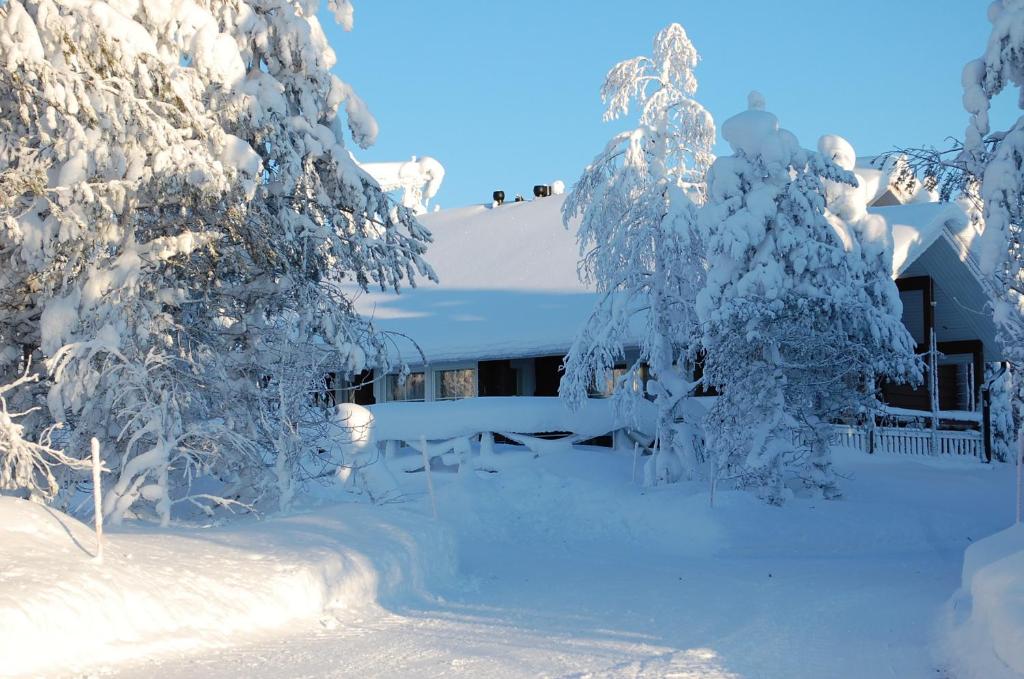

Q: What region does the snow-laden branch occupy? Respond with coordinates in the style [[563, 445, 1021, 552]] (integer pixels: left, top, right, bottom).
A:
[[0, 360, 89, 502]]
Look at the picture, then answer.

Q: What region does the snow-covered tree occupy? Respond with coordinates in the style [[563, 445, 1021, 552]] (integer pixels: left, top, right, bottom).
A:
[[697, 94, 919, 503], [560, 23, 715, 484], [0, 1, 433, 523], [818, 133, 921, 390], [987, 363, 1020, 463], [960, 0, 1024, 370]]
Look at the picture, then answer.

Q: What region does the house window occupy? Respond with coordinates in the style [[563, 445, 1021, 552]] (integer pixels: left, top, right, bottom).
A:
[[591, 365, 644, 397], [479, 359, 520, 396], [434, 368, 476, 400], [313, 372, 338, 408], [385, 372, 425, 401]]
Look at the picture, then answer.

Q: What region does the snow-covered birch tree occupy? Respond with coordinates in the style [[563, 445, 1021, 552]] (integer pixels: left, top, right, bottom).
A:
[[697, 94, 919, 503], [0, 0, 433, 523], [960, 0, 1024, 370], [560, 23, 715, 484]]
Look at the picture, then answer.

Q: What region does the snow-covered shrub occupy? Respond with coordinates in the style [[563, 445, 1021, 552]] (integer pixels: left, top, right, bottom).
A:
[[561, 23, 714, 484], [0, 1, 434, 522], [697, 95, 920, 503]]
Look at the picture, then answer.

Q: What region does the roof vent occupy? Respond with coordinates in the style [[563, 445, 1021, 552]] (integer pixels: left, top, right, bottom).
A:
[[533, 184, 552, 198], [492, 190, 505, 207], [514, 194, 525, 203]]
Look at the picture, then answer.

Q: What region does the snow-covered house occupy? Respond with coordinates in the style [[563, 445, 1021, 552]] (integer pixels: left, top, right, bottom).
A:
[[342, 161, 1004, 459]]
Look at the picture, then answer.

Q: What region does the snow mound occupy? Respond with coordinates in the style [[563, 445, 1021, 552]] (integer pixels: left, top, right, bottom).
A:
[[943, 523, 1024, 678], [0, 497, 454, 676]]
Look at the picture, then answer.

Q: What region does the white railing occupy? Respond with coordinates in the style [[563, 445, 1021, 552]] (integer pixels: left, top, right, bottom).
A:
[[830, 424, 984, 458], [354, 398, 985, 470]]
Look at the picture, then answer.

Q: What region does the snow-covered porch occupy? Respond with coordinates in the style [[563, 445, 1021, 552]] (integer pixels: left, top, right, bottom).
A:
[[357, 396, 993, 471], [875, 202, 1005, 461]]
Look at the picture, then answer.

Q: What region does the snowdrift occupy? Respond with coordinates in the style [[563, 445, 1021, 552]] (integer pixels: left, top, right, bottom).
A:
[[943, 523, 1024, 678], [0, 497, 454, 676]]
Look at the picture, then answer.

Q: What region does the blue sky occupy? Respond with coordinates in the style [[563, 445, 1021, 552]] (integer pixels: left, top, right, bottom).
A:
[[323, 1, 1013, 210]]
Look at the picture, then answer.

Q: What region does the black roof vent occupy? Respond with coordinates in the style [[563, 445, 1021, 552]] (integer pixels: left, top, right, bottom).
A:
[[492, 190, 505, 206], [533, 185, 552, 198]]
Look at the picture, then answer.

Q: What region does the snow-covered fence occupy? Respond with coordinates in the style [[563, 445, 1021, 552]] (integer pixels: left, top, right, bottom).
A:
[[330, 398, 987, 500], [362, 396, 656, 471], [829, 424, 984, 458]]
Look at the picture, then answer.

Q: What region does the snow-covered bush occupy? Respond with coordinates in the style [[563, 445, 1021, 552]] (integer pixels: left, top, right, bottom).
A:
[[0, 1, 433, 522], [697, 95, 919, 503], [561, 23, 715, 484]]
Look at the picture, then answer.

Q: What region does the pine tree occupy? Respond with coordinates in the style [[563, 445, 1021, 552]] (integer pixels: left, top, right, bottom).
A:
[[560, 23, 714, 484], [697, 94, 918, 503], [0, 1, 433, 522]]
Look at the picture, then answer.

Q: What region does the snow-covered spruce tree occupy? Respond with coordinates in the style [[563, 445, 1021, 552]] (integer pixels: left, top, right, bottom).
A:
[[697, 94, 919, 503], [0, 1, 433, 523], [561, 23, 714, 484], [987, 364, 1019, 463], [817, 133, 922, 395]]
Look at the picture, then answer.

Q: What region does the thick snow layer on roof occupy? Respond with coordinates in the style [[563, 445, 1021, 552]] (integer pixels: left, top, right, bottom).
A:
[[359, 192, 978, 364], [869, 202, 970, 277], [354, 196, 592, 363], [854, 156, 893, 204], [414, 196, 582, 291]]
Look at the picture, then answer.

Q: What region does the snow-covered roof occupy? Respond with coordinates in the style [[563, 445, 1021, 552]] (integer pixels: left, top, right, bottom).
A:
[[854, 155, 923, 206], [360, 156, 445, 215], [870, 201, 970, 277], [359, 192, 994, 365], [354, 195, 592, 363], [885, 201, 1003, 360]]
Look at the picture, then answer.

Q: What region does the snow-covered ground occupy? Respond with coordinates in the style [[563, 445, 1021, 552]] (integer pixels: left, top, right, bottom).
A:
[[3, 445, 1018, 678], [0, 497, 455, 677]]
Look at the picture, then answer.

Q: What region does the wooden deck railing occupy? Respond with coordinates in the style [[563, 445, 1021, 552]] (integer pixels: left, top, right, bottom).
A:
[[356, 398, 986, 469], [830, 424, 984, 458]]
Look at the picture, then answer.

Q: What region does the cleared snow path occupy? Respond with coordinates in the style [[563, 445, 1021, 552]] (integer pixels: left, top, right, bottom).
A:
[[96, 447, 1016, 679]]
